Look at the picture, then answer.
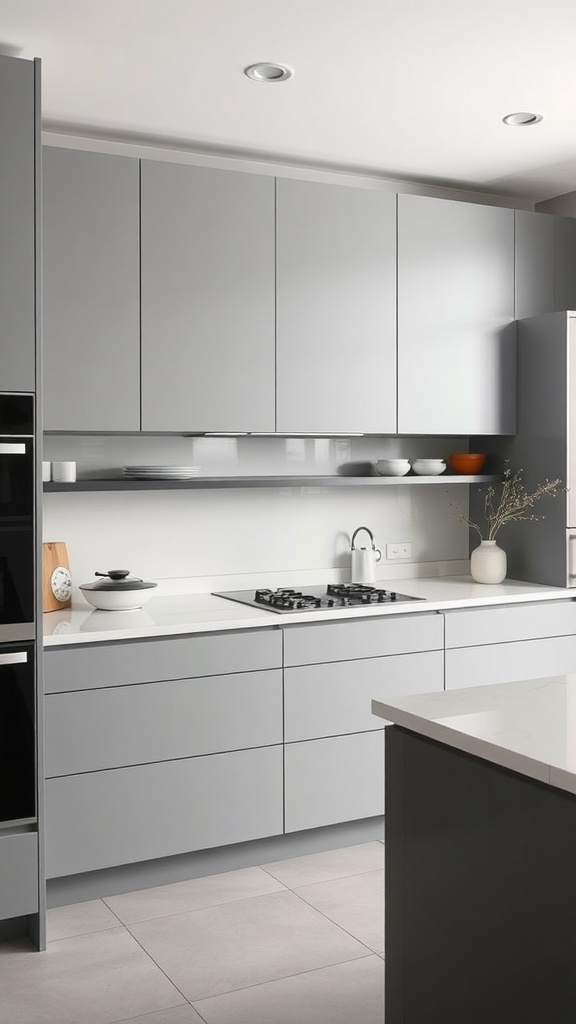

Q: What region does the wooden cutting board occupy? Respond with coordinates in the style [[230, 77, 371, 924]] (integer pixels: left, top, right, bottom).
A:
[[42, 541, 72, 612]]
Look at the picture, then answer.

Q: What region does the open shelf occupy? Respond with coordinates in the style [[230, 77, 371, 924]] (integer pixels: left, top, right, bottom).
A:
[[43, 474, 499, 492]]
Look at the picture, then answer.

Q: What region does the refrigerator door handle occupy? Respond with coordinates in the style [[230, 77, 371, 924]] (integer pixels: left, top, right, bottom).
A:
[[0, 443, 26, 455], [0, 651, 27, 666]]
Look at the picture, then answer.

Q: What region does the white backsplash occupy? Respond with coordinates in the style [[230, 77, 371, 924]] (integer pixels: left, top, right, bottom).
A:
[[42, 435, 475, 595]]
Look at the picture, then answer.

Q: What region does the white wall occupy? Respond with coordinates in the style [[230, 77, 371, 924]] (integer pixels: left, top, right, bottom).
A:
[[43, 435, 473, 595]]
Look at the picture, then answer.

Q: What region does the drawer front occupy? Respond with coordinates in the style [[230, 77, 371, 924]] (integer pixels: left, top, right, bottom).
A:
[[45, 745, 283, 878], [45, 629, 282, 693], [0, 831, 38, 920], [284, 732, 385, 832], [445, 634, 576, 689], [45, 669, 282, 777], [283, 612, 443, 667], [444, 601, 576, 650], [285, 650, 444, 741]]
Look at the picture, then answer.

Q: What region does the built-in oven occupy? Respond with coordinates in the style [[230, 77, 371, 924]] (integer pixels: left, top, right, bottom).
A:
[[0, 394, 34, 641], [0, 643, 35, 824]]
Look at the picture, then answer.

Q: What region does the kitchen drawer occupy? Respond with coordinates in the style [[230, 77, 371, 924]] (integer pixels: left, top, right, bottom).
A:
[[284, 732, 384, 832], [444, 601, 576, 650], [0, 831, 38, 920], [45, 745, 283, 877], [445, 634, 576, 689], [283, 612, 443, 667], [285, 650, 444, 741], [45, 669, 282, 777], [44, 628, 281, 693]]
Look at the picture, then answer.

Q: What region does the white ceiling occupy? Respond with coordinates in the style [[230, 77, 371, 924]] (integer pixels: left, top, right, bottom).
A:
[[3, 0, 576, 202]]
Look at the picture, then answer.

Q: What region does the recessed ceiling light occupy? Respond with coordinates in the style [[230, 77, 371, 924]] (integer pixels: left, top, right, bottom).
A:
[[503, 111, 543, 126], [244, 63, 293, 83]]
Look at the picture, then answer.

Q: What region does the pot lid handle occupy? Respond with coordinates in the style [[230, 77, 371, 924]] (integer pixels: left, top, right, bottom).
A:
[[95, 569, 132, 580]]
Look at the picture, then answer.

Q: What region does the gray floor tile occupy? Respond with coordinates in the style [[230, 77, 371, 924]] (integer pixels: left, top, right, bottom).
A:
[[47, 898, 120, 941], [104, 866, 286, 925], [261, 842, 384, 889], [0, 927, 185, 1024], [114, 1007, 204, 1024], [193, 954, 384, 1024], [128, 888, 369, 1002], [294, 869, 384, 952]]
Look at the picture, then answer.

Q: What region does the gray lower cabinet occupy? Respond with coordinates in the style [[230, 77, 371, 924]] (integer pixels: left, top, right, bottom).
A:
[[276, 178, 397, 434], [42, 148, 140, 430], [283, 615, 444, 832], [0, 55, 38, 392], [140, 160, 275, 432], [444, 601, 576, 689], [0, 831, 38, 920], [397, 193, 515, 435], [46, 746, 283, 877]]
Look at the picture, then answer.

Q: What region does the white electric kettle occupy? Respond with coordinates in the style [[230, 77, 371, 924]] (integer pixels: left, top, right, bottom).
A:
[[350, 526, 382, 584]]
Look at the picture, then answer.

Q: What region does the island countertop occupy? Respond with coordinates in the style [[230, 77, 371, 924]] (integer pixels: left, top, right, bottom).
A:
[[373, 673, 576, 796]]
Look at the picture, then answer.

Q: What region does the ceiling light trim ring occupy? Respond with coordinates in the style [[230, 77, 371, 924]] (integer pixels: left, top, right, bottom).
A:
[[244, 63, 294, 83], [502, 111, 543, 127]]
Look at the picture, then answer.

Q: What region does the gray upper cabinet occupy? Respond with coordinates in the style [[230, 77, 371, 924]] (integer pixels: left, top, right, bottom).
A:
[[515, 210, 576, 318], [397, 194, 515, 435], [140, 161, 275, 432], [276, 179, 397, 434], [42, 148, 140, 431], [0, 55, 37, 393]]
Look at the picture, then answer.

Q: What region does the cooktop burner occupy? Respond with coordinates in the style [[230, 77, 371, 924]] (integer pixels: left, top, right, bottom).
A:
[[213, 583, 425, 614]]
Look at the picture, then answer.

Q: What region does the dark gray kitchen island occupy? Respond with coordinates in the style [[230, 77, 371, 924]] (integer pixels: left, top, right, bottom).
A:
[[373, 676, 576, 1024]]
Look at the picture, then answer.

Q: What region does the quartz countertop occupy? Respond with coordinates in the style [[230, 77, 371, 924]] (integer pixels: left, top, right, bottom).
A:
[[43, 575, 574, 647], [373, 674, 576, 796]]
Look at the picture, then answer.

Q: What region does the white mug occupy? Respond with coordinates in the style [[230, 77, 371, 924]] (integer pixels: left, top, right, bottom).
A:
[[52, 461, 76, 483]]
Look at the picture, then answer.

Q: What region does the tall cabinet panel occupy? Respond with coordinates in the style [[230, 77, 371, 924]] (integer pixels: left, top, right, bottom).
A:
[[554, 216, 576, 312], [141, 161, 275, 432], [0, 55, 37, 392], [397, 194, 515, 435], [43, 148, 140, 431], [276, 179, 397, 434], [515, 210, 555, 320]]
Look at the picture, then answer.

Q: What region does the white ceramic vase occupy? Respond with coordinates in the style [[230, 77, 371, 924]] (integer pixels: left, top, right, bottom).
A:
[[470, 539, 507, 585]]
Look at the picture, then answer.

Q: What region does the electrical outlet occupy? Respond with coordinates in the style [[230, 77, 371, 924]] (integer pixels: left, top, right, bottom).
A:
[[386, 542, 412, 560]]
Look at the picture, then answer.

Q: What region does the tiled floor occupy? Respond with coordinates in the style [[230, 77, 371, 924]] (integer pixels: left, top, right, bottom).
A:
[[0, 841, 385, 1024]]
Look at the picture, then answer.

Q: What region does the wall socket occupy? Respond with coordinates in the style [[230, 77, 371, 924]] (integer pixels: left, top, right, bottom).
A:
[[386, 542, 412, 560]]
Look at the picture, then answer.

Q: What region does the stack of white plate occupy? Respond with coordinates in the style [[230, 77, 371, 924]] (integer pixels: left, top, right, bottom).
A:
[[123, 466, 201, 480]]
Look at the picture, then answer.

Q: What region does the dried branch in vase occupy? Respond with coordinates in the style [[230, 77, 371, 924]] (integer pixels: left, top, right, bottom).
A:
[[450, 465, 563, 541]]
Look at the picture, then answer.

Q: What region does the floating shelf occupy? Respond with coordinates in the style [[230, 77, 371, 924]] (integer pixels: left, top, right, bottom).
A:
[[43, 474, 498, 493]]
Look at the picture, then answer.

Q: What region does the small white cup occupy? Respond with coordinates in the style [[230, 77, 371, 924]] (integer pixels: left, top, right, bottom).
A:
[[52, 461, 76, 483], [42, 461, 51, 482]]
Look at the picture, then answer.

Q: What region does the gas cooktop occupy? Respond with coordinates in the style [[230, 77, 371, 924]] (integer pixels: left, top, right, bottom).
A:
[[213, 583, 425, 614]]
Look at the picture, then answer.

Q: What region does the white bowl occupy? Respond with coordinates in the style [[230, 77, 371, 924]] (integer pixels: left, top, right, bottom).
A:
[[411, 459, 446, 476], [374, 459, 411, 477], [79, 588, 156, 611]]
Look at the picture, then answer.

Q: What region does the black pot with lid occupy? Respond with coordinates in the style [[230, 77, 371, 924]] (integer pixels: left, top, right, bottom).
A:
[[82, 569, 157, 592]]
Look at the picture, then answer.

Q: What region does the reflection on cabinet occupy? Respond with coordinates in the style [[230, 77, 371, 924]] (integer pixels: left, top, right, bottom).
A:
[[43, 148, 140, 431], [444, 601, 576, 689], [276, 179, 397, 434], [140, 161, 275, 432], [0, 55, 38, 392], [515, 211, 576, 319], [397, 194, 515, 435]]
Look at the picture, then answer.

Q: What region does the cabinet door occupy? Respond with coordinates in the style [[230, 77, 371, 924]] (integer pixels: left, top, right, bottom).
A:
[[285, 732, 384, 832], [45, 745, 283, 877], [43, 148, 140, 430], [515, 210, 555, 319], [0, 831, 38, 920], [276, 179, 396, 433], [0, 56, 37, 392], [445, 634, 576, 690], [141, 161, 275, 432], [398, 194, 515, 434], [555, 215, 576, 311]]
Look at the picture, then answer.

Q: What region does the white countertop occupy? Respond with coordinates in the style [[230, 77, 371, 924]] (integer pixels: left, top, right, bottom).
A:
[[43, 575, 574, 646], [373, 674, 576, 797]]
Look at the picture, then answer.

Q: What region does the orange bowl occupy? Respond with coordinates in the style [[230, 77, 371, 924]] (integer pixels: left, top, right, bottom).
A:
[[448, 453, 486, 474]]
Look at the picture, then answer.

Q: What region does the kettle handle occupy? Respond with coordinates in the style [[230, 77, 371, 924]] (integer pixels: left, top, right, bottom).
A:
[[351, 526, 375, 551]]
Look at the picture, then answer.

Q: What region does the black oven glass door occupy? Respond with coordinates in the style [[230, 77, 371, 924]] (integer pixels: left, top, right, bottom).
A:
[[0, 436, 34, 630], [0, 645, 35, 824]]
